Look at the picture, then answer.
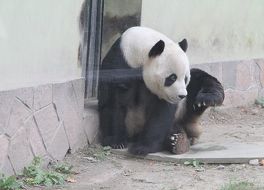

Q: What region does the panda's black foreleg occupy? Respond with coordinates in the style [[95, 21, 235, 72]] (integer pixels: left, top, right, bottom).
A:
[[187, 68, 225, 114], [128, 101, 176, 156], [182, 68, 225, 143]]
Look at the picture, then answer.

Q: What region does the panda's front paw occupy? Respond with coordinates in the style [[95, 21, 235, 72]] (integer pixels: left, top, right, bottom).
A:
[[193, 91, 223, 111], [169, 133, 190, 154], [102, 137, 127, 149], [111, 143, 127, 149]]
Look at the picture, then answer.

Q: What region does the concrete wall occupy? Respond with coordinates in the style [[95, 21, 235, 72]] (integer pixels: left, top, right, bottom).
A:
[[141, 0, 264, 64], [0, 0, 83, 91], [0, 0, 89, 176]]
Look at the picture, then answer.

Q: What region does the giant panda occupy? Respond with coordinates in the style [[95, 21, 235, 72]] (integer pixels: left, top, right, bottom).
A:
[[98, 26, 224, 155]]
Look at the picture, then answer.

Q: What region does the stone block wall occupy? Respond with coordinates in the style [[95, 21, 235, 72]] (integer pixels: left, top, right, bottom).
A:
[[194, 59, 264, 107], [0, 78, 88, 176]]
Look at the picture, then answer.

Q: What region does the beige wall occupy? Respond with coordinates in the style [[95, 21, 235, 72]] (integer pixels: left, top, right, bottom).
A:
[[141, 0, 264, 64], [0, 0, 83, 91]]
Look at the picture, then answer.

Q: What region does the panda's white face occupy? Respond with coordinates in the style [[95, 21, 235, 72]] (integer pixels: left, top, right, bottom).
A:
[[143, 42, 190, 104], [120, 27, 190, 104]]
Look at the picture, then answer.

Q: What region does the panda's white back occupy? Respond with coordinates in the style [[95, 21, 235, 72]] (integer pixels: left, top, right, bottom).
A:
[[120, 26, 182, 68]]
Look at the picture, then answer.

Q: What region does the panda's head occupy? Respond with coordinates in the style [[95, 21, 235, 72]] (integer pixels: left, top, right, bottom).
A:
[[143, 39, 190, 104]]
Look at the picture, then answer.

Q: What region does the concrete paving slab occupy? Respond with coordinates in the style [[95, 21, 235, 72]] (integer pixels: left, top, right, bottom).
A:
[[112, 142, 264, 164]]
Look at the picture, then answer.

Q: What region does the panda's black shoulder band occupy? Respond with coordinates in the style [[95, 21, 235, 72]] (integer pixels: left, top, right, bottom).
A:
[[100, 68, 143, 83]]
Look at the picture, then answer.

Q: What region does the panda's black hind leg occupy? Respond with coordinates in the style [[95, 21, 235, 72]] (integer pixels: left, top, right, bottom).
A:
[[99, 103, 128, 149], [128, 100, 176, 156], [128, 128, 166, 155]]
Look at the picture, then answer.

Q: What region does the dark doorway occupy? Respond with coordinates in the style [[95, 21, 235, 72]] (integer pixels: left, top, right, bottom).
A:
[[80, 0, 142, 102]]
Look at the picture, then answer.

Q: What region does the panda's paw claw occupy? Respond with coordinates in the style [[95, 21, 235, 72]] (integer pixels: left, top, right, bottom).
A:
[[117, 144, 123, 149], [111, 143, 127, 149], [171, 133, 179, 141], [170, 133, 180, 153], [193, 102, 204, 111], [169, 133, 190, 155], [170, 134, 178, 141], [195, 91, 224, 108]]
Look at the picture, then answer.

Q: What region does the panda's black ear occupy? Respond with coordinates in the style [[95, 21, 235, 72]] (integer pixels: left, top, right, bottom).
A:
[[179, 38, 188, 52], [149, 40, 165, 58]]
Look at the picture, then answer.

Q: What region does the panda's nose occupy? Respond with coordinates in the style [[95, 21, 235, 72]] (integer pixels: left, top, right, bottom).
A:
[[178, 95, 186, 99]]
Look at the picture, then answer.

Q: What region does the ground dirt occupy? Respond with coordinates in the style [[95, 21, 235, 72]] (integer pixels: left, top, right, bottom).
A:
[[34, 105, 264, 190]]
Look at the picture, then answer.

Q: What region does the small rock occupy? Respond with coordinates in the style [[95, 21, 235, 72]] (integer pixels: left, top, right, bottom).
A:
[[251, 109, 258, 115], [195, 167, 205, 172], [260, 160, 264, 166], [66, 177, 77, 183], [216, 165, 225, 170], [174, 163, 181, 166], [83, 156, 97, 162], [123, 169, 132, 176], [249, 159, 259, 166]]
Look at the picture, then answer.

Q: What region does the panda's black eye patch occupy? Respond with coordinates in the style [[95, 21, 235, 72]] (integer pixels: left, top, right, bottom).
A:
[[164, 74, 177, 87]]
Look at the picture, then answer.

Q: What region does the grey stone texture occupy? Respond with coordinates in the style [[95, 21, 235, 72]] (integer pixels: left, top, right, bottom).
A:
[[0, 79, 87, 176], [46, 122, 69, 160], [53, 80, 87, 152], [194, 59, 264, 107], [0, 91, 15, 134], [256, 59, 264, 84], [222, 61, 237, 89], [224, 87, 259, 107], [5, 98, 32, 137], [72, 79, 85, 116], [1, 157, 15, 176], [0, 135, 9, 169], [16, 87, 34, 109], [8, 126, 34, 174], [83, 108, 99, 144], [26, 117, 47, 158], [33, 84, 52, 111], [34, 104, 60, 148]]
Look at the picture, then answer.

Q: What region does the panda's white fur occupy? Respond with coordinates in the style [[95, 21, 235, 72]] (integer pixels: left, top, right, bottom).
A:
[[120, 26, 190, 103]]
